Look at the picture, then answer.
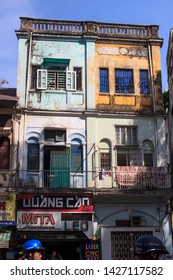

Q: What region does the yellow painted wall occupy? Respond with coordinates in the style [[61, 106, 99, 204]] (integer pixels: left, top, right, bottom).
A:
[[95, 43, 163, 112]]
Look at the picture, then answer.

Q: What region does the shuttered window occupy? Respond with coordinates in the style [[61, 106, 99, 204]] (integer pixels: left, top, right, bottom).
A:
[[115, 126, 138, 146], [37, 69, 76, 91], [37, 69, 47, 89]]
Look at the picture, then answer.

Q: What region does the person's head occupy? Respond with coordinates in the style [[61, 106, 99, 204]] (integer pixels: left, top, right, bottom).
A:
[[50, 250, 62, 260], [23, 239, 45, 260], [135, 235, 169, 260], [16, 251, 24, 260]]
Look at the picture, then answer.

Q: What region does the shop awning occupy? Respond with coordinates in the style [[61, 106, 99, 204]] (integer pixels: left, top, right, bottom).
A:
[[43, 58, 70, 64], [0, 231, 11, 241]]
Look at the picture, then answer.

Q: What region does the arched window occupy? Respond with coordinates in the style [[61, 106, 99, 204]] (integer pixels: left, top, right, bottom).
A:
[[99, 139, 111, 170], [27, 137, 39, 171], [142, 140, 154, 167], [71, 139, 83, 173], [0, 137, 10, 169]]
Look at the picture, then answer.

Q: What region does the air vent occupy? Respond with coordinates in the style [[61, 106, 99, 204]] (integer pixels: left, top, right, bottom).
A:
[[132, 216, 142, 226]]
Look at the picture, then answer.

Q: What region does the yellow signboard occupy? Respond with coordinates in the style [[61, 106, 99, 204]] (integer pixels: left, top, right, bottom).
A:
[[0, 194, 16, 225]]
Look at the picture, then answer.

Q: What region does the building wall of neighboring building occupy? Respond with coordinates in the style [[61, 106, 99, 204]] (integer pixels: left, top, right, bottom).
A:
[[151, 44, 163, 109], [16, 38, 28, 107], [0, 89, 18, 259], [166, 29, 173, 252], [0, 88, 19, 188], [167, 29, 173, 186]]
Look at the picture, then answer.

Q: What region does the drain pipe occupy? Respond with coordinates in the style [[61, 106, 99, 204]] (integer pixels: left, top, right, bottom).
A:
[[25, 31, 32, 108], [24, 31, 32, 132], [148, 42, 156, 113], [23, 31, 32, 175], [24, 31, 32, 137], [148, 42, 158, 163]]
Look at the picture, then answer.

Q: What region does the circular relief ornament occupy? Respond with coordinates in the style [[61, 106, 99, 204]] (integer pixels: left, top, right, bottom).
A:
[[119, 47, 128, 55]]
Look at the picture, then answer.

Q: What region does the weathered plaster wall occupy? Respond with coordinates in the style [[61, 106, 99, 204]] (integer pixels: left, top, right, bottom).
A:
[[87, 116, 167, 173], [95, 43, 163, 112], [17, 37, 96, 111]]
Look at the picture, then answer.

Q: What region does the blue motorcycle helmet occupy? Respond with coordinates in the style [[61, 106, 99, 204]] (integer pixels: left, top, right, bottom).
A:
[[23, 239, 45, 252], [135, 235, 169, 256]]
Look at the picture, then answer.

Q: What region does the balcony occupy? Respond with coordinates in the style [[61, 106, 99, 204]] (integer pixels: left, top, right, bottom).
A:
[[18, 170, 86, 189], [114, 166, 169, 190], [0, 166, 167, 192]]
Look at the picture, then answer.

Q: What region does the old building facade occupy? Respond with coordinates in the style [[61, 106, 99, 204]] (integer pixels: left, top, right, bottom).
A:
[[86, 22, 172, 259], [166, 28, 173, 244], [0, 87, 18, 259], [10, 17, 173, 259]]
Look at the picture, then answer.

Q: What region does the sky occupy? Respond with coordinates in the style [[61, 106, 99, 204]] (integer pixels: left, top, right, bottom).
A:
[[0, 0, 172, 90]]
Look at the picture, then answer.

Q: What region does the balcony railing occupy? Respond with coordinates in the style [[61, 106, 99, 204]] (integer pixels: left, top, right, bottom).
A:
[[0, 167, 170, 191], [114, 166, 168, 190], [19, 17, 160, 40]]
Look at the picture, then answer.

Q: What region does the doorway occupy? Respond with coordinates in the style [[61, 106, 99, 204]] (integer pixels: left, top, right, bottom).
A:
[[44, 241, 81, 260], [44, 146, 70, 188]]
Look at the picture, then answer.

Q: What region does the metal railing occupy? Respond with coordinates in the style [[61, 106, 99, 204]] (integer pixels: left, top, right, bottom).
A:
[[0, 167, 170, 191]]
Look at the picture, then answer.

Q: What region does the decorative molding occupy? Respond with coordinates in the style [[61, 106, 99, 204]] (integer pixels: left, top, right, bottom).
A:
[[119, 47, 147, 57]]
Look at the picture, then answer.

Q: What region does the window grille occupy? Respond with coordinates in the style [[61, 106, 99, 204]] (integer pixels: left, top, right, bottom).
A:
[[140, 70, 150, 94], [47, 70, 66, 90], [111, 231, 152, 260], [115, 69, 134, 93], [36, 67, 76, 91], [99, 68, 109, 92], [100, 152, 111, 170], [144, 153, 153, 166]]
